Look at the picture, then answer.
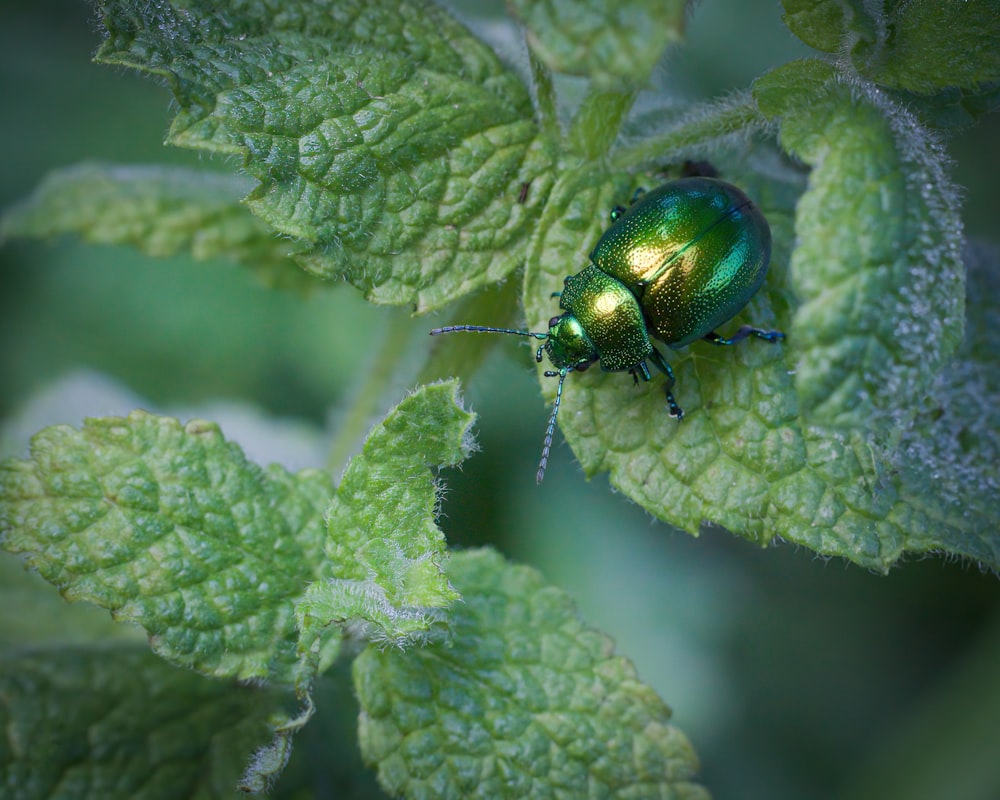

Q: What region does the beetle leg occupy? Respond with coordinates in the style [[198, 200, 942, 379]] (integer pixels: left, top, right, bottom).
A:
[[647, 349, 684, 420], [703, 325, 785, 346], [629, 186, 646, 205], [628, 361, 652, 386]]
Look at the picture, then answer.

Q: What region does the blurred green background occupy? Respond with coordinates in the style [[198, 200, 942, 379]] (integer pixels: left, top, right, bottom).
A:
[[2, 1, 999, 799]]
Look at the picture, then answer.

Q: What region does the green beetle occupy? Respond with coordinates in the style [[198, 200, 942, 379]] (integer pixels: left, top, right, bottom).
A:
[[431, 177, 784, 482]]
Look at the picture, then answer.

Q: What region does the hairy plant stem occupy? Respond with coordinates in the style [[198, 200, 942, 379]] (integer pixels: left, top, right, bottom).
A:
[[610, 92, 765, 170]]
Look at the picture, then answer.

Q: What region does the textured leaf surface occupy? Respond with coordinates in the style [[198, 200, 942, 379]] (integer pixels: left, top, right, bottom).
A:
[[522, 156, 998, 569], [509, 0, 685, 88], [354, 548, 708, 800], [754, 59, 964, 428], [0, 411, 335, 683], [781, 0, 1000, 93], [93, 0, 554, 311], [894, 243, 1000, 564], [0, 163, 310, 289], [298, 381, 473, 649], [0, 645, 278, 800]]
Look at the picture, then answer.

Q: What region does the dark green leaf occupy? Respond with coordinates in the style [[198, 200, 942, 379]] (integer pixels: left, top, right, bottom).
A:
[[354, 548, 709, 800], [0, 645, 279, 800], [781, 0, 1000, 95]]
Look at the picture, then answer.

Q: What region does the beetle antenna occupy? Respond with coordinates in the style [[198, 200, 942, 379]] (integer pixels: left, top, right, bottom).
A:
[[429, 325, 547, 341], [536, 368, 568, 484]]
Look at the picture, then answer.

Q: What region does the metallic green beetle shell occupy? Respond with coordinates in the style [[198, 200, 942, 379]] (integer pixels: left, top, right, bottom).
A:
[[590, 177, 772, 348]]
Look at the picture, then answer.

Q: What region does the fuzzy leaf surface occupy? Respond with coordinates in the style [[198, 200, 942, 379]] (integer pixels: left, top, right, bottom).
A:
[[522, 156, 997, 569], [754, 59, 964, 428], [509, 0, 685, 88], [298, 381, 474, 650], [894, 243, 1000, 565], [93, 0, 554, 311], [0, 163, 310, 289], [354, 548, 708, 800], [781, 0, 1000, 94], [0, 411, 336, 683], [0, 645, 279, 800]]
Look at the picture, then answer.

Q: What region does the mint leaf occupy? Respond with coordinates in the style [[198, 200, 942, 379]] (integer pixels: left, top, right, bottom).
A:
[[0, 645, 280, 799], [781, 1, 1000, 94], [889, 83, 1000, 129], [780, 0, 853, 52], [0, 163, 311, 290], [893, 243, 1000, 565], [298, 381, 473, 650], [93, 0, 554, 311], [521, 159, 996, 569], [354, 548, 708, 800], [522, 166, 796, 547], [0, 411, 336, 683], [754, 59, 964, 428], [509, 0, 685, 88]]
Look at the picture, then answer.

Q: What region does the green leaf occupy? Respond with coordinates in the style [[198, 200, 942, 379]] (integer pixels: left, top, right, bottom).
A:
[[780, 0, 853, 52], [354, 548, 708, 800], [888, 82, 1000, 129], [298, 381, 474, 650], [521, 158, 996, 570], [93, 0, 555, 311], [523, 166, 797, 548], [509, 0, 686, 89], [781, 0, 1000, 94], [0, 645, 280, 800], [893, 243, 1000, 564], [0, 411, 336, 683], [754, 59, 964, 428], [0, 162, 312, 290]]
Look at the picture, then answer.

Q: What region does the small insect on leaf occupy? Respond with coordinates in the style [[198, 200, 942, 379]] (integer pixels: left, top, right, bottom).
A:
[[431, 177, 785, 482]]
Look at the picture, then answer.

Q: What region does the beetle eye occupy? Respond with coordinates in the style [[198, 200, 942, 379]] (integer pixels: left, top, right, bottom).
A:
[[548, 316, 561, 329]]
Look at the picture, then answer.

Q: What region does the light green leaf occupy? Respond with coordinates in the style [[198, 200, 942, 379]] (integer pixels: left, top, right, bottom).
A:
[[523, 166, 798, 549], [521, 158, 997, 569], [0, 162, 311, 290], [0, 411, 336, 683], [509, 0, 686, 89], [781, 0, 1000, 95], [93, 0, 555, 311], [893, 243, 1000, 565], [298, 381, 473, 650], [0, 645, 280, 800], [754, 59, 964, 428], [354, 548, 709, 800]]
